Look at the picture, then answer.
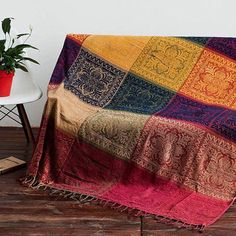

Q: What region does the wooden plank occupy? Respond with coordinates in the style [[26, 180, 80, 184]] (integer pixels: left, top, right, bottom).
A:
[[142, 203, 236, 236], [0, 228, 140, 236]]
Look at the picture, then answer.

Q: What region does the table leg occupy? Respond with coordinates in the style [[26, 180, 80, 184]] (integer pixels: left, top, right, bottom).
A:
[[17, 104, 35, 144]]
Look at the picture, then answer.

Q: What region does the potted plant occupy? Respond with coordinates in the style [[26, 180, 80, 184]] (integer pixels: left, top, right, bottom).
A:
[[0, 18, 39, 97]]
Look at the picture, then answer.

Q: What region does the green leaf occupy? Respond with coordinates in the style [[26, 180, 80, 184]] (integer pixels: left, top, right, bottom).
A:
[[0, 18, 39, 72], [0, 39, 6, 52], [11, 38, 15, 47], [19, 57, 39, 64], [5, 47, 17, 56], [2, 18, 12, 34], [16, 33, 29, 39], [15, 63, 28, 72], [14, 44, 38, 51]]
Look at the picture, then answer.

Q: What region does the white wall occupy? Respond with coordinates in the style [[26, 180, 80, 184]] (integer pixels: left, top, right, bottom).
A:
[[1, 0, 236, 126]]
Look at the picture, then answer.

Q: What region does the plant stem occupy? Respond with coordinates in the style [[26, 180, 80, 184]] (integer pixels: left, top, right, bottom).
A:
[[23, 30, 32, 44], [7, 33, 11, 49]]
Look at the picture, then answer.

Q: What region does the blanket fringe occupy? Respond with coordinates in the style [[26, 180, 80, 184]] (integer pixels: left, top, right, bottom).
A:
[[21, 175, 205, 232]]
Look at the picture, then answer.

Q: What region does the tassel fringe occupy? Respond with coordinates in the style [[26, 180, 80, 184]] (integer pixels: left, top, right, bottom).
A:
[[21, 175, 205, 232]]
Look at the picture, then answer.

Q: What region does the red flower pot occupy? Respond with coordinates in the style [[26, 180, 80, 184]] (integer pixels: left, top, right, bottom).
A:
[[0, 70, 15, 97]]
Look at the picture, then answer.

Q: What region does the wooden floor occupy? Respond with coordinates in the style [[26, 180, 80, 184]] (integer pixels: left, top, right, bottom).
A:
[[0, 127, 236, 236]]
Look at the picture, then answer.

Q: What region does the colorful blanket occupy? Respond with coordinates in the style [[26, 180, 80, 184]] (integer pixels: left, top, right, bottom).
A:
[[25, 35, 236, 230]]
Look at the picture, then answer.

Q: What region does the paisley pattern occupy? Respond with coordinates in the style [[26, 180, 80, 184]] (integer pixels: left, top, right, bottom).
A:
[[157, 94, 224, 126], [181, 49, 236, 108], [64, 48, 126, 107], [131, 37, 203, 91], [47, 84, 100, 136], [181, 37, 209, 46], [210, 109, 236, 142], [197, 133, 236, 199], [207, 37, 236, 61], [67, 34, 89, 45], [82, 35, 151, 71], [131, 116, 206, 191], [27, 35, 236, 229], [78, 110, 148, 161], [50, 37, 81, 84], [105, 73, 175, 114], [132, 116, 236, 199]]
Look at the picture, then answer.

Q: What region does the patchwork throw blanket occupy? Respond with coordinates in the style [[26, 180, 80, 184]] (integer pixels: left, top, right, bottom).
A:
[[25, 35, 236, 230]]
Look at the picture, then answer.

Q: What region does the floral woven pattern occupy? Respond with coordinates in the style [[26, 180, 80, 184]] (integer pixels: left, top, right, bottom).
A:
[[26, 35, 236, 230]]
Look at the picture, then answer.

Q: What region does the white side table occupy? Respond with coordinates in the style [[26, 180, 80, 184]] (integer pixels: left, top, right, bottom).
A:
[[0, 69, 42, 144]]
